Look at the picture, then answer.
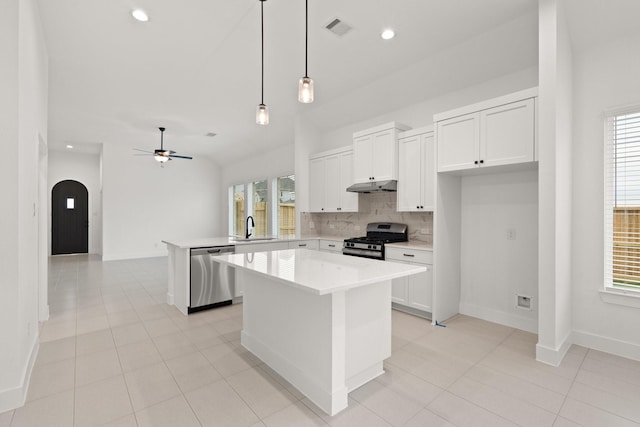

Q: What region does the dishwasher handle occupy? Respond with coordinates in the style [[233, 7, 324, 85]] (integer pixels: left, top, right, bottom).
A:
[[191, 246, 235, 256]]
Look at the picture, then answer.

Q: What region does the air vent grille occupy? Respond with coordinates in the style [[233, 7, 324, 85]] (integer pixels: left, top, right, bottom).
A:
[[205, 132, 217, 138], [325, 18, 352, 37]]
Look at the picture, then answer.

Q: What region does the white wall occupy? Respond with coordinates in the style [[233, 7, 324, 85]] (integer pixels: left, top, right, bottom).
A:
[[312, 67, 539, 156], [48, 150, 102, 255], [571, 32, 640, 360], [460, 170, 539, 332], [0, 0, 48, 412], [102, 144, 222, 260], [220, 144, 295, 235]]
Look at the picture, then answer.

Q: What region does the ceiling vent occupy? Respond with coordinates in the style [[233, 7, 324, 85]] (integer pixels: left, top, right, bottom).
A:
[[325, 18, 353, 37], [205, 132, 217, 138]]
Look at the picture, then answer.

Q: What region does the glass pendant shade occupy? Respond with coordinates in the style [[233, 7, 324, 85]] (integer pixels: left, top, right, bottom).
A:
[[256, 103, 269, 125], [298, 76, 314, 103]]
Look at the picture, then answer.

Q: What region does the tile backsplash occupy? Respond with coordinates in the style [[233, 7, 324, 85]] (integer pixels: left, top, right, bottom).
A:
[[300, 192, 433, 244]]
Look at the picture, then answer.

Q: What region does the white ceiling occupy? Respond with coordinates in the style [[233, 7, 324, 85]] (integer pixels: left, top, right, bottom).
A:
[[39, 0, 542, 164]]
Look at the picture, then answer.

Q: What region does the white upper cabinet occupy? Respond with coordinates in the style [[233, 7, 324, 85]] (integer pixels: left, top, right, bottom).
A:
[[397, 127, 435, 212], [436, 88, 537, 173], [353, 122, 410, 184], [309, 147, 358, 213]]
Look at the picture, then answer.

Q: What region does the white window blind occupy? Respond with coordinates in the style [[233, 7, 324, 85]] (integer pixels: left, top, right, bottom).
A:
[[605, 110, 640, 289]]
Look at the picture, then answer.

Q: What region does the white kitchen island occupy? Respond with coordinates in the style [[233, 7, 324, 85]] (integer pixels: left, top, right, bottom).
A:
[[212, 248, 426, 416]]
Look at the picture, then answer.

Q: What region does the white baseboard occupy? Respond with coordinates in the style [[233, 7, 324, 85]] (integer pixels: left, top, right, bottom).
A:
[[0, 336, 39, 413], [102, 250, 167, 261], [536, 335, 572, 367], [572, 329, 640, 362], [459, 302, 538, 333]]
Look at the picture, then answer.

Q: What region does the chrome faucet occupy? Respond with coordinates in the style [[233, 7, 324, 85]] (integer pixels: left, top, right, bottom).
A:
[[245, 215, 255, 239]]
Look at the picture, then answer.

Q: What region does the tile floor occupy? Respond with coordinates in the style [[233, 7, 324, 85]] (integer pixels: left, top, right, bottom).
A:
[[1, 255, 639, 426]]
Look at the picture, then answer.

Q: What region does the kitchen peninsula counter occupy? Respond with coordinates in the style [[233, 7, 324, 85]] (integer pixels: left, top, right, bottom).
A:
[[213, 249, 425, 416]]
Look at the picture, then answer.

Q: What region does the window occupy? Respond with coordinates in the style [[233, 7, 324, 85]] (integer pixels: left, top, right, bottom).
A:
[[229, 175, 295, 238], [231, 184, 245, 237], [66, 198, 75, 209], [276, 175, 295, 237], [605, 110, 640, 290]]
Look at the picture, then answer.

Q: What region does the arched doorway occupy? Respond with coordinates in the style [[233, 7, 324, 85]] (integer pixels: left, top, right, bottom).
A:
[[52, 180, 89, 255]]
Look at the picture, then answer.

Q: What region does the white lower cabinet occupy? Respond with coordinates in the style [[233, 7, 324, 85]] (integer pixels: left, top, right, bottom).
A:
[[386, 247, 433, 315]]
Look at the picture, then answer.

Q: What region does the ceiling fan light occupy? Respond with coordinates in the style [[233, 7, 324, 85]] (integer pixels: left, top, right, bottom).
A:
[[298, 76, 314, 103], [256, 103, 269, 125], [154, 154, 169, 162]]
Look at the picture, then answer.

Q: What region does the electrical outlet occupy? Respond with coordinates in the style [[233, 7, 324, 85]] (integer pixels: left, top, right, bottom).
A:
[[506, 228, 516, 240]]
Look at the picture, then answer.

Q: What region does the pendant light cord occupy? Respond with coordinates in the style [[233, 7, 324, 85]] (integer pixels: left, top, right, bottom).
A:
[[261, 0, 265, 104], [304, 0, 308, 78]]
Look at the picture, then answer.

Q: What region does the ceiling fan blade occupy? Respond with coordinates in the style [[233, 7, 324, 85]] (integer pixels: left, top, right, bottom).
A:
[[169, 154, 193, 160], [133, 148, 154, 154]]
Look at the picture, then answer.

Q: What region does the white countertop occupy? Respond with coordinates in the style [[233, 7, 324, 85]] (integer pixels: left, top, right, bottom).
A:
[[212, 249, 426, 295], [162, 235, 305, 249]]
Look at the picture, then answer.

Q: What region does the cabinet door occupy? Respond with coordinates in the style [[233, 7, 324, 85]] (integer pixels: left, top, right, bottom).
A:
[[408, 265, 432, 312], [397, 135, 422, 211], [309, 157, 325, 212], [352, 135, 372, 184], [480, 98, 535, 167], [371, 129, 396, 181], [421, 133, 435, 210], [339, 151, 358, 212], [437, 113, 480, 172], [324, 155, 341, 212], [391, 276, 408, 305]]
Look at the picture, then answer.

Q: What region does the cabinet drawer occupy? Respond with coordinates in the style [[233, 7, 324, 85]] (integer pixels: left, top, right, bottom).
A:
[[385, 247, 432, 264], [288, 240, 319, 250], [319, 239, 342, 252]]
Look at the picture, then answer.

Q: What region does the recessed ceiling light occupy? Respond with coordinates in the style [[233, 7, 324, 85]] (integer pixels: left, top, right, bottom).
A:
[[381, 29, 395, 40], [66, 145, 73, 149], [131, 9, 149, 22]]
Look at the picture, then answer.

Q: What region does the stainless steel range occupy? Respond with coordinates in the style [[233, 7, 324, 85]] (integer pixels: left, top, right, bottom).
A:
[[343, 222, 408, 260]]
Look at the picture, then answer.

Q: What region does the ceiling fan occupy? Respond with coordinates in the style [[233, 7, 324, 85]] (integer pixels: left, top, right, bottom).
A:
[[134, 127, 193, 164]]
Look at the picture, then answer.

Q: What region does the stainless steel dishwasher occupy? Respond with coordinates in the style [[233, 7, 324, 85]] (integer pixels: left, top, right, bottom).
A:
[[189, 245, 235, 313]]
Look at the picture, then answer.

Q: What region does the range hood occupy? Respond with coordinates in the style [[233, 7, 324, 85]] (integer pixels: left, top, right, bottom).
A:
[[346, 180, 397, 193]]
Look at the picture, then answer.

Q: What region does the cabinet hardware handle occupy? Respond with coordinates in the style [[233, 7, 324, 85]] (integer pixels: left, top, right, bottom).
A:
[[416, 206, 420, 209], [420, 206, 424, 209], [480, 160, 484, 164], [474, 160, 479, 165], [328, 244, 336, 247], [337, 207, 341, 210], [403, 253, 415, 257], [299, 244, 307, 247]]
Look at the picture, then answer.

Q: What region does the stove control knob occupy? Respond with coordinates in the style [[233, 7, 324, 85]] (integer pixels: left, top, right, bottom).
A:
[[367, 245, 372, 249]]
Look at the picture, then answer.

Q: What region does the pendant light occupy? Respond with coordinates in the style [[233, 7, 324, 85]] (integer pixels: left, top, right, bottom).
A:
[[298, 0, 314, 103], [256, 0, 269, 125]]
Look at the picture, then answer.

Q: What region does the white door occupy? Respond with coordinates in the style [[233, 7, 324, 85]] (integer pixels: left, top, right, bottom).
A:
[[339, 151, 358, 212], [371, 130, 395, 181], [352, 135, 372, 183], [397, 135, 422, 211], [437, 113, 480, 172], [324, 155, 341, 212], [480, 98, 535, 167], [309, 157, 325, 212]]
